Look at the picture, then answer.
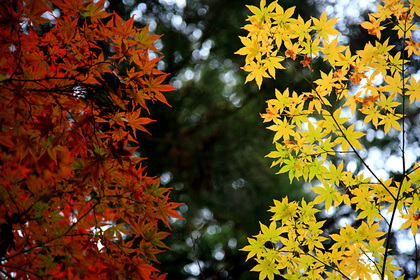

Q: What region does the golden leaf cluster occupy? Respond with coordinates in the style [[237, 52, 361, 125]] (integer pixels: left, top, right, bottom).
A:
[[238, 0, 420, 279]]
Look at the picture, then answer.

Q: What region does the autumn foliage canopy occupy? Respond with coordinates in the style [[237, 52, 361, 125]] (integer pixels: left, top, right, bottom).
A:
[[237, 0, 420, 279], [0, 0, 181, 279]]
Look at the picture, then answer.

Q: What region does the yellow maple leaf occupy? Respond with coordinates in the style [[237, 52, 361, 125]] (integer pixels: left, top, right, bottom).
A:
[[343, 91, 363, 114], [246, 0, 277, 24], [301, 37, 321, 57], [312, 11, 341, 42], [336, 46, 357, 69], [263, 55, 285, 78], [290, 15, 312, 42], [314, 70, 336, 94], [312, 180, 338, 210], [267, 117, 296, 142], [360, 106, 381, 128], [242, 60, 270, 89], [393, 16, 418, 39], [400, 209, 420, 235], [269, 197, 298, 222], [251, 255, 281, 280], [321, 37, 346, 67], [360, 14, 385, 40], [378, 109, 402, 135], [319, 107, 348, 134], [241, 234, 267, 261], [260, 221, 283, 242], [337, 123, 365, 154], [406, 75, 420, 104], [272, 5, 295, 25], [236, 36, 261, 62], [376, 92, 400, 111]]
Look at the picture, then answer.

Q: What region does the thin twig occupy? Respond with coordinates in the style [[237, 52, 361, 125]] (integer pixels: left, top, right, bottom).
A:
[[381, 16, 409, 280], [190, 227, 206, 280]]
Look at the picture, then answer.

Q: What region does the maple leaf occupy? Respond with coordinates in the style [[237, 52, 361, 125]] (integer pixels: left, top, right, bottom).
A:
[[323, 161, 344, 185], [360, 14, 385, 39], [318, 108, 348, 134], [132, 55, 165, 77], [300, 37, 321, 57], [356, 42, 377, 67], [269, 88, 291, 114], [300, 55, 312, 70], [272, 5, 295, 25], [299, 198, 319, 220], [83, 0, 111, 22], [388, 52, 405, 75], [251, 257, 281, 280], [378, 110, 402, 135], [408, 162, 420, 185], [267, 118, 296, 143], [291, 15, 312, 42], [110, 12, 137, 38], [243, 60, 270, 89], [137, 261, 159, 280], [246, 0, 277, 24], [312, 181, 338, 210], [260, 221, 282, 243], [263, 55, 285, 78], [382, 74, 406, 96], [305, 157, 329, 181], [343, 91, 363, 114], [54, 0, 87, 15], [314, 70, 337, 94], [357, 202, 383, 225], [336, 46, 357, 69], [360, 106, 381, 128], [392, 15, 418, 39], [243, 16, 270, 38], [23, 0, 52, 28], [268, 197, 298, 222], [124, 110, 156, 136], [143, 73, 175, 107], [156, 193, 184, 229], [301, 123, 327, 144], [321, 37, 346, 67], [143, 223, 171, 250], [134, 25, 162, 53], [405, 38, 420, 57], [311, 11, 341, 42], [236, 36, 262, 63], [406, 75, 420, 104], [362, 95, 379, 108], [260, 103, 279, 123], [316, 136, 337, 160], [241, 234, 267, 261], [337, 123, 365, 154], [349, 65, 368, 85], [284, 41, 302, 60]]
